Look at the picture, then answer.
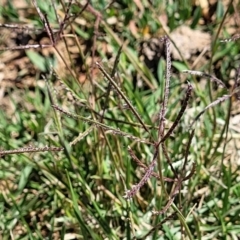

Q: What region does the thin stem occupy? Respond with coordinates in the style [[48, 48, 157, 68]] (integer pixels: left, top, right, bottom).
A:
[[171, 204, 194, 240], [158, 82, 193, 145], [206, 0, 234, 159], [96, 62, 151, 136], [52, 105, 153, 144], [158, 36, 171, 140], [100, 45, 123, 123], [0, 146, 63, 156]]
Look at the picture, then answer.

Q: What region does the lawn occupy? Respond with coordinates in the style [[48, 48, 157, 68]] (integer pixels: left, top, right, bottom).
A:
[[0, 0, 240, 239]]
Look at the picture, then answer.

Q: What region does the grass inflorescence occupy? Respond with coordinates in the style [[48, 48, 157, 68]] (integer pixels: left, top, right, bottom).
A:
[[1, 0, 240, 239]]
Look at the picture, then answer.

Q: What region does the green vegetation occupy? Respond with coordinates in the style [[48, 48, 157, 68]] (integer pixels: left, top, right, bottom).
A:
[[0, 0, 240, 239]]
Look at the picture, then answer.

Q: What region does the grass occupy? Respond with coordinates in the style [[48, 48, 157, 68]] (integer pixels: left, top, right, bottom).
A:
[[1, 0, 240, 239]]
